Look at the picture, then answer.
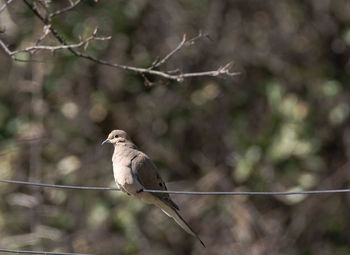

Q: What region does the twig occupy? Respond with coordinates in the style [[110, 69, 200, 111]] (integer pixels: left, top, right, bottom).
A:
[[149, 34, 186, 69], [0, 0, 14, 14], [48, 0, 81, 19], [148, 31, 210, 70], [35, 24, 51, 46], [0, 31, 111, 56]]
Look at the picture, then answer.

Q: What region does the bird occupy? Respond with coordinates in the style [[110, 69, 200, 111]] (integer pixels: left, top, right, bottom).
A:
[[102, 129, 205, 247]]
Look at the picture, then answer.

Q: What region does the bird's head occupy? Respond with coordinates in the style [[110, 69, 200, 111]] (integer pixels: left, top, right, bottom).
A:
[[102, 129, 132, 145]]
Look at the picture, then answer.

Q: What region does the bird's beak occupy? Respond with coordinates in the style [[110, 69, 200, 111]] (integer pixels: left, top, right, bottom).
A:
[[101, 138, 110, 145]]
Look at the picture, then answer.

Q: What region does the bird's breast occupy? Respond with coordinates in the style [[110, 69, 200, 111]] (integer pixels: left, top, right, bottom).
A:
[[112, 147, 135, 165]]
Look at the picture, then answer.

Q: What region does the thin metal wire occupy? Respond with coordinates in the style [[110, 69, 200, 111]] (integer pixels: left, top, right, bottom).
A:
[[0, 179, 119, 191], [0, 248, 94, 255], [1, 179, 350, 196], [143, 188, 350, 195]]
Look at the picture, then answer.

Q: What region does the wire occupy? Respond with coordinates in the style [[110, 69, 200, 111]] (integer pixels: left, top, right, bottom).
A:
[[144, 188, 350, 195], [0, 248, 94, 255], [0, 179, 119, 191], [1, 179, 350, 196]]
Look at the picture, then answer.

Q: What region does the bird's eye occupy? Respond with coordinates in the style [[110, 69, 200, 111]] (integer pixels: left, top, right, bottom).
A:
[[114, 134, 119, 138]]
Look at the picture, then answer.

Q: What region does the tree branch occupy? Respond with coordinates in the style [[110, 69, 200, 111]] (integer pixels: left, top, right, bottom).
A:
[[0, 30, 111, 56], [148, 31, 210, 70], [48, 0, 81, 19], [0, 0, 240, 83], [0, 0, 14, 14]]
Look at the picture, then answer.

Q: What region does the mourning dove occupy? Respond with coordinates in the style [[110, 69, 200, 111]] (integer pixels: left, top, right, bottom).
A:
[[102, 130, 205, 247]]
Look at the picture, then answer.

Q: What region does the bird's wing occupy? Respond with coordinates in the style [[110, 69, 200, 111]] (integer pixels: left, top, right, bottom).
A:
[[131, 152, 179, 211], [130, 151, 205, 247]]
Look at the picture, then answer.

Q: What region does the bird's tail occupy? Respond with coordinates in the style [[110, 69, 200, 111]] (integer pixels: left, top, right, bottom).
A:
[[156, 200, 206, 247]]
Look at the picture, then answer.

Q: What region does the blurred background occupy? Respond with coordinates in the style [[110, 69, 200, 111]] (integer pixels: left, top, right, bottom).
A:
[[0, 0, 350, 254]]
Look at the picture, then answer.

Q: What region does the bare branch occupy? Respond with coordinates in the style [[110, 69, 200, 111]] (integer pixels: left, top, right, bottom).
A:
[[0, 33, 111, 56], [0, 0, 14, 14], [186, 30, 213, 44], [149, 31, 209, 70], [6, 0, 239, 83], [172, 62, 240, 82], [149, 34, 187, 69], [35, 24, 51, 46], [0, 40, 12, 55], [62, 54, 240, 82], [48, 0, 81, 19]]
